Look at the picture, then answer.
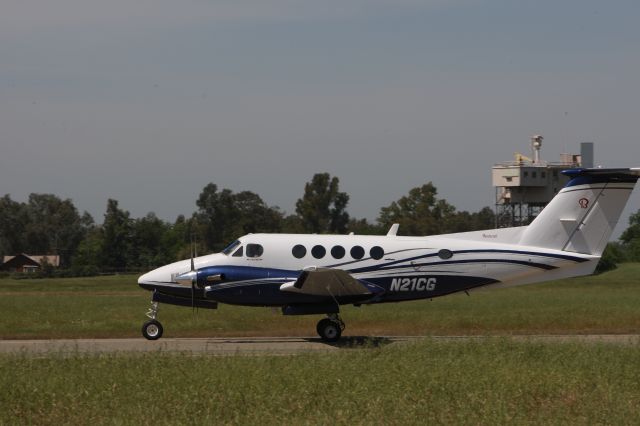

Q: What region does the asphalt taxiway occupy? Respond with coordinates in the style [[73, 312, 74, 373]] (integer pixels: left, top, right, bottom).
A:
[[1, 334, 639, 356]]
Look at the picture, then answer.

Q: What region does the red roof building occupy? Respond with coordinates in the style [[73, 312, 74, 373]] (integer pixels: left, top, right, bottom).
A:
[[1, 254, 60, 273]]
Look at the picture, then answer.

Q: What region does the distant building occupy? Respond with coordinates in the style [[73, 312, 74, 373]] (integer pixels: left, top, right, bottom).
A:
[[492, 136, 594, 227], [1, 254, 61, 273]]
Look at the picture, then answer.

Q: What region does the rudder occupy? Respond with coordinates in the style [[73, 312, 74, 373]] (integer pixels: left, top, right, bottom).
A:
[[519, 168, 639, 255]]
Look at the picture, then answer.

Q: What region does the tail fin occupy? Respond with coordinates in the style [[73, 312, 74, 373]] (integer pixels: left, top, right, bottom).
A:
[[519, 168, 640, 255]]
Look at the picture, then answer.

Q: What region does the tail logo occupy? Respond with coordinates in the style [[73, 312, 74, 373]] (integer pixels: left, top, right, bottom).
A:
[[578, 198, 589, 209]]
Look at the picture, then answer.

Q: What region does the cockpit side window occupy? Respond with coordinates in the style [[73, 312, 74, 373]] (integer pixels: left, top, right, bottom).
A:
[[246, 244, 264, 258], [232, 246, 244, 257], [222, 240, 241, 255]]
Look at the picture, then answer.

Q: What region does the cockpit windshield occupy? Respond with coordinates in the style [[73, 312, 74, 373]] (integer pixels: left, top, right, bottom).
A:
[[222, 240, 241, 255]]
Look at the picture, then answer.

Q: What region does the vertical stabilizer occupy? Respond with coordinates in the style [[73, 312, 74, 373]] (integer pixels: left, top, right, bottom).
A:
[[519, 168, 639, 255]]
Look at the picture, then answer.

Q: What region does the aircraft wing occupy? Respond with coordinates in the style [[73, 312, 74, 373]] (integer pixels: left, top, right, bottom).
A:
[[280, 268, 382, 297]]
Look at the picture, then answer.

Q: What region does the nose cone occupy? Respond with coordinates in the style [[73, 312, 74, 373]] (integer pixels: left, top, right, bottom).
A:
[[137, 259, 192, 286], [174, 270, 197, 286], [137, 270, 153, 285], [137, 253, 226, 290]]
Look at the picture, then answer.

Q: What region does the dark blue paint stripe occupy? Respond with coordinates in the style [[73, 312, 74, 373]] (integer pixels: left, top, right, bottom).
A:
[[359, 258, 556, 275], [409, 258, 557, 271], [348, 249, 585, 274], [562, 169, 639, 188]]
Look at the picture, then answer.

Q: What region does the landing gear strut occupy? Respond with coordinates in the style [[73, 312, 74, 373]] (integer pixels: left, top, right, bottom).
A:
[[316, 314, 345, 342], [142, 299, 163, 340]]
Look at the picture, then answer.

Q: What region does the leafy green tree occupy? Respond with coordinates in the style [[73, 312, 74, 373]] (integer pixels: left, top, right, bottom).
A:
[[620, 210, 640, 243], [620, 210, 640, 262], [71, 227, 102, 275], [595, 242, 626, 274], [101, 199, 132, 270], [195, 184, 283, 251], [378, 182, 456, 236], [0, 194, 91, 267], [0, 195, 28, 258], [471, 207, 497, 230], [378, 183, 495, 236], [232, 191, 283, 236], [295, 173, 350, 234], [348, 218, 384, 235], [129, 213, 173, 268], [163, 215, 194, 261], [446, 207, 496, 233], [194, 184, 234, 250], [281, 214, 306, 234]]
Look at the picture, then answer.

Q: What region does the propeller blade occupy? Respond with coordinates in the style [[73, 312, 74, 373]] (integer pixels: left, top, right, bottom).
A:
[[191, 278, 196, 313], [190, 234, 196, 312], [190, 234, 195, 272]]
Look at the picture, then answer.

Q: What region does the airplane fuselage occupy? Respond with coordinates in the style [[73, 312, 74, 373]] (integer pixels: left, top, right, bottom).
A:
[[138, 232, 596, 307]]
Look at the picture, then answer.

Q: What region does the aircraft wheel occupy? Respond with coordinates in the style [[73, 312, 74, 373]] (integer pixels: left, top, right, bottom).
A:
[[317, 318, 342, 342], [142, 319, 163, 340]]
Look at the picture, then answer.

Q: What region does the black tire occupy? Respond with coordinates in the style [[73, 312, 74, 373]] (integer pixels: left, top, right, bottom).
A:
[[142, 320, 163, 340], [317, 318, 342, 342]]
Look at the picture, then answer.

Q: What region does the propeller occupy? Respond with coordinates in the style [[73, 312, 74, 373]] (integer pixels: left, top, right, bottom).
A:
[[175, 233, 198, 311], [190, 233, 196, 312]]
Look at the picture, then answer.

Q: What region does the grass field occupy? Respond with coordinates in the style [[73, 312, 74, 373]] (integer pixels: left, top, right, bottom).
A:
[[1, 339, 640, 425], [2, 266, 640, 424], [1, 264, 640, 339]]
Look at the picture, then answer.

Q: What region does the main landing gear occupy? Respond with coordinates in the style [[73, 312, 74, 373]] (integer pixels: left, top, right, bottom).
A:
[[142, 299, 163, 340], [316, 314, 345, 342]]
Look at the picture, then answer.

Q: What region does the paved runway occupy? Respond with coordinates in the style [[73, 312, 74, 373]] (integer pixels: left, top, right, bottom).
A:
[[0, 336, 394, 355], [1, 334, 639, 355]]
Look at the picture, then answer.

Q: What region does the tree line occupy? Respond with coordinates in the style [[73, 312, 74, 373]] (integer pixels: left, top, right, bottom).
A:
[[2, 172, 638, 276], [0, 173, 495, 275]]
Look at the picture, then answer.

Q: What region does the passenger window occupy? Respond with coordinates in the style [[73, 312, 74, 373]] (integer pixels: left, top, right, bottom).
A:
[[311, 245, 326, 259], [331, 245, 345, 259], [232, 246, 243, 257], [370, 246, 384, 260], [246, 244, 264, 258], [350, 246, 365, 259], [292, 245, 307, 259]]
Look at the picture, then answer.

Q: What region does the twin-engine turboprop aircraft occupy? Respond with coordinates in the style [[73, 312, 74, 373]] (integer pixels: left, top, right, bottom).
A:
[[138, 168, 639, 341]]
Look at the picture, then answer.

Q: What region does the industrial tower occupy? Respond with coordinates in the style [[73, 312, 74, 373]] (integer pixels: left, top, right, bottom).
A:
[[492, 136, 594, 227]]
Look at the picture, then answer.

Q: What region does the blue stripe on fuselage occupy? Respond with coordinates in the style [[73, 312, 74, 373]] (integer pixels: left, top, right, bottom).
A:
[[148, 248, 581, 307], [346, 249, 585, 274]]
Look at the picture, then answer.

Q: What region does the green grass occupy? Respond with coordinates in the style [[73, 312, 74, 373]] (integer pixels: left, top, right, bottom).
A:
[[2, 269, 640, 425], [1, 264, 640, 339], [1, 339, 640, 425]]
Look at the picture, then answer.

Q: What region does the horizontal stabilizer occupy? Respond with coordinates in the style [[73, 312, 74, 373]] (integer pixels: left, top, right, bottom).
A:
[[519, 167, 640, 255]]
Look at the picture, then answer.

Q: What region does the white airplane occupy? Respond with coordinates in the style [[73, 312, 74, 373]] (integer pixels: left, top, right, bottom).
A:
[[138, 168, 639, 342]]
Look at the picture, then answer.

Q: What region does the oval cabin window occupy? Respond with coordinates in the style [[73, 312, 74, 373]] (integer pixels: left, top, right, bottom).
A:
[[311, 245, 326, 259], [350, 246, 365, 259], [331, 246, 345, 259], [370, 246, 384, 260], [292, 245, 306, 259]]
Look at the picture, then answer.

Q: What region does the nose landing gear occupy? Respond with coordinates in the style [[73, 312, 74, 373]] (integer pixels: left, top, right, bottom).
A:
[[316, 314, 345, 342], [142, 299, 163, 340]]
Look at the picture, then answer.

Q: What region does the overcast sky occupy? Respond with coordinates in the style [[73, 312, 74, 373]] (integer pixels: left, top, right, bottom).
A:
[[2, 0, 640, 235]]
